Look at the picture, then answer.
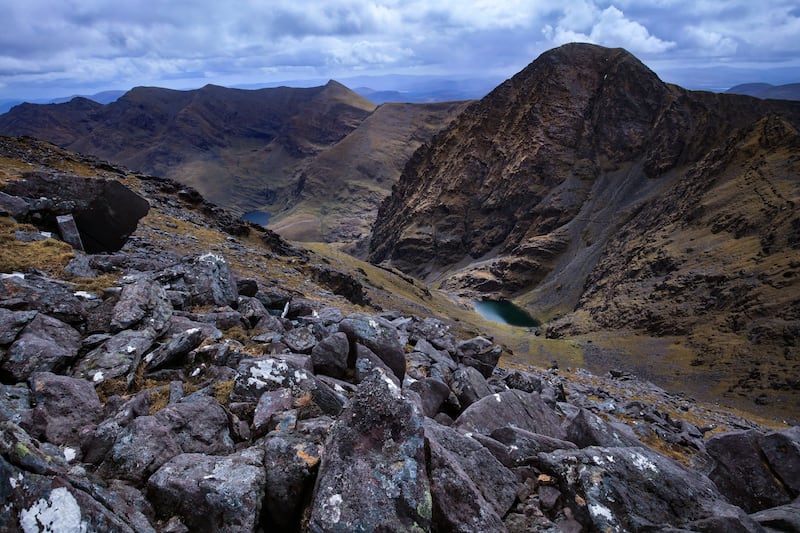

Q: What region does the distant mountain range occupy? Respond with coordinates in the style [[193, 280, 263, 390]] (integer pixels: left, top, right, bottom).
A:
[[0, 90, 126, 114], [725, 83, 800, 100]]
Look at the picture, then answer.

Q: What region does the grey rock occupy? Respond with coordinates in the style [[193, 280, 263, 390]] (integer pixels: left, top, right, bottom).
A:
[[424, 419, 516, 532], [760, 426, 800, 496], [0, 273, 86, 324], [3, 313, 81, 381], [451, 365, 493, 408], [236, 277, 259, 297], [408, 377, 451, 418], [26, 372, 102, 447], [168, 253, 238, 307], [144, 326, 206, 370], [487, 426, 578, 467], [414, 338, 457, 370], [0, 384, 31, 425], [73, 329, 155, 384], [749, 498, 800, 532], [310, 331, 350, 379], [147, 447, 265, 533], [263, 432, 323, 530], [284, 325, 318, 354], [456, 336, 502, 378], [57, 213, 85, 250], [0, 308, 37, 345], [339, 313, 406, 381], [252, 388, 293, 438], [565, 408, 644, 448], [407, 317, 458, 354], [707, 430, 792, 513], [308, 370, 431, 532], [454, 389, 566, 440], [65, 253, 97, 278], [237, 295, 269, 327], [110, 277, 173, 335], [537, 446, 748, 532], [353, 344, 399, 387]]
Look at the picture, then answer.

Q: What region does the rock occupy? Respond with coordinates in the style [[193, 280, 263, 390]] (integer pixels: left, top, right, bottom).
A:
[[536, 446, 747, 531], [98, 396, 234, 484], [0, 273, 86, 325], [26, 372, 102, 448], [263, 432, 323, 530], [565, 408, 644, 448], [144, 327, 206, 370], [310, 332, 350, 379], [110, 277, 173, 335], [501, 370, 545, 393], [407, 317, 458, 354], [408, 377, 451, 418], [759, 426, 800, 496], [455, 336, 502, 378], [0, 384, 31, 425], [147, 447, 266, 533], [424, 419, 516, 532], [64, 253, 97, 278], [237, 295, 269, 327], [353, 344, 400, 388], [0, 308, 37, 345], [231, 356, 315, 401], [283, 325, 318, 354], [56, 213, 85, 250], [339, 314, 406, 381], [308, 370, 431, 532], [487, 426, 577, 467], [1, 421, 66, 476], [450, 366, 493, 408], [749, 498, 800, 532], [73, 329, 155, 384], [2, 314, 81, 380], [236, 278, 259, 297], [414, 338, 457, 370], [454, 389, 566, 440], [252, 389, 293, 438], [157, 253, 238, 307], [308, 264, 366, 305], [706, 430, 792, 513]]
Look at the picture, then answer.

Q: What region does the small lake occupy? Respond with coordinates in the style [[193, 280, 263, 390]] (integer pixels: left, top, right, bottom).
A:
[[242, 210, 271, 226], [473, 300, 540, 327]]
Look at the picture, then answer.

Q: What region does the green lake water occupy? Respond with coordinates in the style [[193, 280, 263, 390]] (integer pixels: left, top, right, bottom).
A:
[[473, 300, 539, 327]]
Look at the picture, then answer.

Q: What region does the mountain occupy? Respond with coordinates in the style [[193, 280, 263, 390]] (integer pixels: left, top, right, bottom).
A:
[[1, 135, 795, 532], [726, 83, 800, 100], [0, 82, 464, 246], [0, 90, 125, 114], [370, 43, 800, 416]]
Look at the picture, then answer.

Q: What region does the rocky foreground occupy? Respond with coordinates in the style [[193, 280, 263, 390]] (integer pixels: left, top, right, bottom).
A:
[[0, 142, 798, 531]]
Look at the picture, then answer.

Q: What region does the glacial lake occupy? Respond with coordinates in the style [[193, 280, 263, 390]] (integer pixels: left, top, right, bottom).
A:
[[242, 210, 271, 226], [473, 300, 540, 327]]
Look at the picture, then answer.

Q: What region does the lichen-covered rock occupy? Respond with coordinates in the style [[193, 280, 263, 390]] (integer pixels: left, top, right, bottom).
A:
[[0, 384, 31, 425], [73, 329, 155, 384], [144, 326, 206, 370], [536, 446, 751, 531], [263, 432, 324, 530], [338, 314, 406, 381], [454, 389, 565, 440], [408, 377, 451, 418], [3, 314, 81, 381], [284, 325, 319, 354], [110, 277, 173, 334], [147, 447, 265, 532], [455, 336, 502, 378], [424, 419, 516, 532], [0, 273, 86, 325], [759, 426, 800, 497], [157, 253, 238, 307], [308, 370, 431, 532], [484, 426, 577, 468], [98, 396, 234, 484], [0, 308, 37, 345], [565, 408, 643, 448], [26, 372, 102, 448], [450, 366, 493, 408]]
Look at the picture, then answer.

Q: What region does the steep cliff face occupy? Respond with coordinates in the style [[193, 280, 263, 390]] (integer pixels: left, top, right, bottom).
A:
[[369, 44, 800, 300]]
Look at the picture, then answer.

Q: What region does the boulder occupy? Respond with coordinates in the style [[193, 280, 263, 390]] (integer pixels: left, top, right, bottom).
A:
[[73, 329, 155, 384], [110, 277, 173, 335], [252, 389, 293, 438], [354, 344, 400, 388], [98, 396, 234, 484], [308, 370, 431, 532], [263, 432, 324, 530], [407, 317, 458, 354], [408, 377, 451, 418], [759, 426, 800, 496], [454, 389, 566, 440], [3, 314, 81, 380], [706, 430, 792, 513], [450, 365, 493, 408], [283, 325, 318, 354], [565, 408, 643, 448], [310, 332, 350, 379], [487, 426, 577, 467], [413, 338, 458, 370], [157, 253, 238, 307], [0, 308, 37, 345], [749, 498, 800, 532], [338, 314, 406, 381], [536, 446, 750, 531], [147, 447, 266, 533], [455, 336, 502, 377], [0, 384, 31, 425], [26, 372, 102, 448], [424, 420, 517, 531], [144, 327, 206, 371], [0, 273, 86, 325]]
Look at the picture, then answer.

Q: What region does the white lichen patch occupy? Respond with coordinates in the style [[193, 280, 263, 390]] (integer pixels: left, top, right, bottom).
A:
[[493, 393, 502, 403], [379, 370, 401, 399], [63, 447, 77, 462], [293, 370, 309, 382], [630, 451, 659, 474], [73, 291, 99, 300], [19, 487, 87, 533], [198, 252, 226, 264], [247, 359, 289, 389], [9, 473, 23, 489], [321, 493, 343, 524], [368, 319, 379, 329], [589, 502, 618, 526], [92, 371, 104, 383]]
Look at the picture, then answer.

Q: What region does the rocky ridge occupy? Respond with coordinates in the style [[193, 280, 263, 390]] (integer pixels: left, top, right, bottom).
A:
[[0, 137, 799, 531]]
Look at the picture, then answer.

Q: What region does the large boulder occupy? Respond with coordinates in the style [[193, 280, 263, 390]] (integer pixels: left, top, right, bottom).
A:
[[454, 389, 566, 440], [536, 446, 755, 531], [157, 253, 238, 307], [25, 372, 103, 448], [110, 277, 173, 335], [2, 314, 81, 380], [0, 308, 37, 345], [308, 370, 431, 532], [147, 447, 266, 533], [424, 420, 516, 532], [455, 336, 502, 377], [338, 314, 406, 381], [73, 329, 155, 384], [706, 430, 793, 513], [0, 274, 85, 325], [310, 332, 350, 379], [759, 426, 800, 497]]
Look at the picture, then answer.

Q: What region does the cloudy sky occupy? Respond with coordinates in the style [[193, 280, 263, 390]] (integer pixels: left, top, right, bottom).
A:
[[1, 0, 799, 101]]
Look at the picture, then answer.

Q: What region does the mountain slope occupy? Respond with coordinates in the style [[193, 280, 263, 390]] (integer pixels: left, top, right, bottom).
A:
[[369, 43, 800, 414], [726, 83, 800, 101]]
